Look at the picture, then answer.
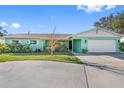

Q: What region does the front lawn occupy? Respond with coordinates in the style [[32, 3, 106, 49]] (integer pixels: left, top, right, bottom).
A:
[[0, 53, 82, 64]]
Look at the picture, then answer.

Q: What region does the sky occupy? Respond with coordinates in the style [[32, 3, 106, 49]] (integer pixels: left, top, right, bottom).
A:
[[0, 5, 124, 34]]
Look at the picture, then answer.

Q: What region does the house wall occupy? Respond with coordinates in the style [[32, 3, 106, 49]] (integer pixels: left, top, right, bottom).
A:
[[4, 38, 69, 51], [5, 38, 45, 51]]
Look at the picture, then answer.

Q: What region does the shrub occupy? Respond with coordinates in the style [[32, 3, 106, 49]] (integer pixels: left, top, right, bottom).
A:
[[7, 44, 32, 53], [82, 49, 88, 53], [55, 42, 68, 52], [120, 42, 124, 51], [0, 43, 11, 53]]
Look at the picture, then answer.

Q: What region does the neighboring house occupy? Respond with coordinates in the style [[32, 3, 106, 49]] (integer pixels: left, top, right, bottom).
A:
[[1, 28, 122, 53]]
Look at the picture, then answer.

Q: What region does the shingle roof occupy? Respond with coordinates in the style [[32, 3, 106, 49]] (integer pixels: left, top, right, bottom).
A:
[[4, 34, 72, 39], [68, 28, 123, 38]]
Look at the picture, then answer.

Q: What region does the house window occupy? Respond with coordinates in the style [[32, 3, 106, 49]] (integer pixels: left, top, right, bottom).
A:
[[12, 40, 19, 44], [30, 40, 37, 44]]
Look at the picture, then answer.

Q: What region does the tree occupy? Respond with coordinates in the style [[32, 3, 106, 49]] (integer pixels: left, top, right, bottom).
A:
[[0, 26, 8, 36], [112, 12, 124, 34], [94, 11, 124, 34], [48, 25, 58, 55]]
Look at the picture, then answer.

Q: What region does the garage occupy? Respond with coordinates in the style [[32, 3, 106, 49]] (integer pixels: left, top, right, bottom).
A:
[[87, 40, 116, 52], [71, 28, 121, 53]]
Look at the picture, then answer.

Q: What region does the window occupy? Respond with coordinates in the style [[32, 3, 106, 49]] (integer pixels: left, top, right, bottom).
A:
[[12, 40, 19, 44], [30, 40, 37, 44]]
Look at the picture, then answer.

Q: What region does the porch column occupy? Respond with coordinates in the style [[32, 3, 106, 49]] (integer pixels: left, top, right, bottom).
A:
[[72, 39, 73, 53], [68, 40, 69, 51]]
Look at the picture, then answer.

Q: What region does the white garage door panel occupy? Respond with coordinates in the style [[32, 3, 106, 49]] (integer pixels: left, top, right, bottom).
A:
[[88, 40, 116, 52]]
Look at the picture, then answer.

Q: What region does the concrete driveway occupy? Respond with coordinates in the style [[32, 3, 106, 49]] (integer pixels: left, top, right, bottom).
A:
[[76, 53, 124, 88], [0, 61, 86, 88], [1, 53, 124, 88]]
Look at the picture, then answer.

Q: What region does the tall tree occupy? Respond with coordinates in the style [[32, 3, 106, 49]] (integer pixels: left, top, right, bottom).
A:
[[94, 11, 124, 34], [112, 12, 124, 34], [0, 26, 8, 36]]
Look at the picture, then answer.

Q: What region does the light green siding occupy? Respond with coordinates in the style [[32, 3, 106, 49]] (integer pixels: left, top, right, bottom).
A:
[[4, 38, 69, 51], [73, 39, 81, 53], [5, 38, 45, 51]]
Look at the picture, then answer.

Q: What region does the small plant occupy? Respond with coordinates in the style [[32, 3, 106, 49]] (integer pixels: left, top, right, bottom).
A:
[[82, 49, 88, 53], [0, 43, 11, 53], [120, 42, 124, 51]]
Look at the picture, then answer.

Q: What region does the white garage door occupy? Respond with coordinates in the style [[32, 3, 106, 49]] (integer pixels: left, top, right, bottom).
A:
[[88, 40, 116, 52]]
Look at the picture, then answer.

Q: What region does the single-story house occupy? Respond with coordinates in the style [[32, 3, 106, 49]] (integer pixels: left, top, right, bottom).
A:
[[4, 34, 71, 51], [1, 28, 122, 53]]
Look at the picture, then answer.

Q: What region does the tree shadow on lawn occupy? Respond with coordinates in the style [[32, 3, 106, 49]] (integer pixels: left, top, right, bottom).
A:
[[84, 62, 124, 76]]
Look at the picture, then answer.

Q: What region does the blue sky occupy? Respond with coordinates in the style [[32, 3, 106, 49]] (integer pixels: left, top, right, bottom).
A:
[[0, 5, 124, 34]]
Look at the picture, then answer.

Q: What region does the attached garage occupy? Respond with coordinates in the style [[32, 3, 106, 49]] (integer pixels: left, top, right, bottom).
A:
[[87, 40, 116, 52], [71, 28, 121, 53]]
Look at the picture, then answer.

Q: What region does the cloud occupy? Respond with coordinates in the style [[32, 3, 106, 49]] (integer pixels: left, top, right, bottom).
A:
[[38, 24, 45, 28], [77, 5, 116, 13], [0, 22, 8, 27], [105, 5, 116, 10], [50, 16, 56, 19], [12, 23, 20, 29]]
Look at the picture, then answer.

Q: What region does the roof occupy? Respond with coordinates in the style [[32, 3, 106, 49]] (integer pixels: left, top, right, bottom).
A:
[[69, 28, 123, 38], [4, 34, 72, 39]]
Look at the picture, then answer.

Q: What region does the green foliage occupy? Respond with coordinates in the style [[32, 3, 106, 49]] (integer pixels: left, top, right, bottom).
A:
[[7, 44, 32, 53], [55, 41, 68, 52], [82, 49, 88, 53], [94, 11, 124, 34], [119, 42, 124, 51], [45, 40, 68, 53], [0, 43, 11, 53]]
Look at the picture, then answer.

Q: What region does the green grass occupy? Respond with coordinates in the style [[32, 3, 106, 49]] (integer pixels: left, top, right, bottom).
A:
[[9, 52, 74, 56], [0, 53, 83, 64]]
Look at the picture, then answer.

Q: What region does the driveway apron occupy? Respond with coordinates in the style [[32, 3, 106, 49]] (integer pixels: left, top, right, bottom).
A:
[[76, 53, 124, 88]]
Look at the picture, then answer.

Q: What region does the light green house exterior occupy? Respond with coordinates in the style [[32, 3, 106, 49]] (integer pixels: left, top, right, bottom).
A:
[[2, 28, 122, 53], [4, 34, 70, 52], [4, 38, 45, 51]]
